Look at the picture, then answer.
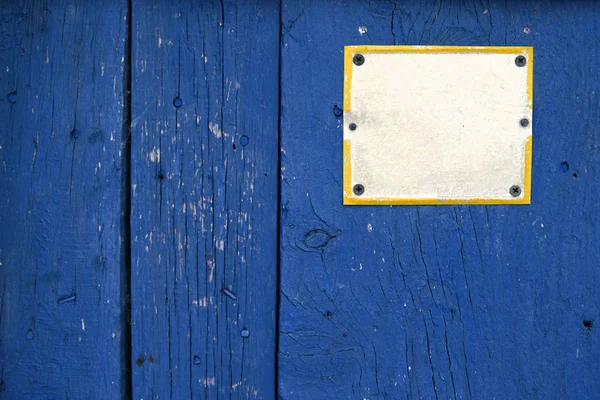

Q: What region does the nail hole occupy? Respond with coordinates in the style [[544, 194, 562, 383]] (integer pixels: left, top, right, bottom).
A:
[[573, 172, 579, 180], [173, 97, 182, 108], [71, 129, 80, 139], [559, 162, 569, 172], [136, 354, 145, 367], [240, 135, 249, 146], [232, 143, 237, 150], [333, 105, 343, 117], [158, 172, 164, 180], [193, 355, 201, 365], [325, 311, 332, 319], [583, 320, 593, 330]]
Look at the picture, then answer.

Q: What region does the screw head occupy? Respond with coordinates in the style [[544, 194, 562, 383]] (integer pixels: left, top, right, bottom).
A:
[[520, 118, 529, 127], [515, 55, 527, 67], [353, 54, 365, 66], [510, 185, 522, 197], [353, 184, 365, 196], [173, 97, 182, 108], [240, 329, 250, 338], [240, 135, 249, 146], [349, 123, 357, 131], [7, 92, 17, 103], [333, 105, 343, 117], [193, 355, 201, 365]]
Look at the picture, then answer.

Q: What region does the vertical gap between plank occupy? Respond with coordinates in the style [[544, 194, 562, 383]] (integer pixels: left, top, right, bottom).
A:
[[275, 0, 283, 397], [123, 0, 133, 398]]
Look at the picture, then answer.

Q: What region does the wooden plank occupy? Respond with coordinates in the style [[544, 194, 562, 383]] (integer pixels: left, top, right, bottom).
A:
[[130, 1, 279, 398], [279, 1, 600, 398], [0, 1, 129, 398]]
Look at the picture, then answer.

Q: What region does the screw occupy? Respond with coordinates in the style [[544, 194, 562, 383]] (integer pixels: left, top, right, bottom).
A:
[[7, 92, 17, 103], [510, 185, 522, 197], [353, 54, 365, 66], [353, 184, 365, 195], [240, 329, 250, 338], [349, 123, 357, 131], [173, 97, 182, 108], [333, 105, 343, 117], [240, 135, 249, 146], [520, 118, 529, 127], [515, 55, 527, 67]]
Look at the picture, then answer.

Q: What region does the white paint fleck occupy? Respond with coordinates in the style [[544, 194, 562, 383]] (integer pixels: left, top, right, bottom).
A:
[[192, 297, 208, 307], [201, 377, 216, 387], [149, 147, 161, 163], [483, 9, 488, 14], [209, 122, 228, 138], [367, 223, 373, 232], [112, 333, 116, 338], [358, 26, 368, 35], [81, 319, 86, 331], [523, 26, 531, 34], [101, 63, 105, 76], [541, 223, 544, 228]]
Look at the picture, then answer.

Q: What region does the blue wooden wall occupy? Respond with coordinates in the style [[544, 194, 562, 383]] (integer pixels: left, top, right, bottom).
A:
[[1, 1, 599, 399]]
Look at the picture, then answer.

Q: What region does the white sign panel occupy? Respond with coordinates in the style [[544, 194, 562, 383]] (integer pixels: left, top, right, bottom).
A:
[[343, 46, 533, 205]]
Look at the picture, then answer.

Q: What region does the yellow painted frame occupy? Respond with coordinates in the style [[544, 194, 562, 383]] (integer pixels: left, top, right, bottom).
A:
[[343, 45, 534, 206]]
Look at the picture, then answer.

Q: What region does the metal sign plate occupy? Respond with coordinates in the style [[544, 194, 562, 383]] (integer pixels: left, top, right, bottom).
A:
[[343, 45, 533, 205]]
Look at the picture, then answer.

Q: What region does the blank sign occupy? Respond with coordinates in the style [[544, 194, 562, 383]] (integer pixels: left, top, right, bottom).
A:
[[343, 46, 533, 205]]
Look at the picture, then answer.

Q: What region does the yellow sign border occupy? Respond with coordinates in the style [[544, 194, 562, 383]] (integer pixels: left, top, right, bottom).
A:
[[343, 45, 533, 206]]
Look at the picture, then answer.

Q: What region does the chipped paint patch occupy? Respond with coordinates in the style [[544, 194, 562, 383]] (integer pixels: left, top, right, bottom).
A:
[[209, 122, 228, 138], [149, 147, 161, 163]]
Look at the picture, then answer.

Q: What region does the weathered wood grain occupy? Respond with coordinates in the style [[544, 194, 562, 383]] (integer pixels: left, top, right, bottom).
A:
[[130, 1, 280, 398], [279, 1, 600, 398], [0, 0, 129, 398]]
